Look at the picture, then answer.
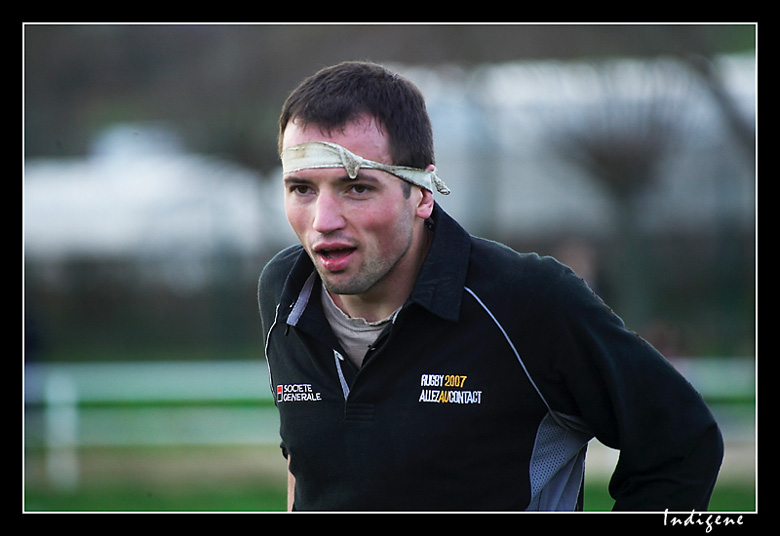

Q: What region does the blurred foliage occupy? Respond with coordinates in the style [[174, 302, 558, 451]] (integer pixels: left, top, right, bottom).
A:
[[24, 24, 756, 173]]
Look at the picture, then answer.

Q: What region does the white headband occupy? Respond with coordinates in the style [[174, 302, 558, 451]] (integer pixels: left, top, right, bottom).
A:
[[281, 141, 450, 195]]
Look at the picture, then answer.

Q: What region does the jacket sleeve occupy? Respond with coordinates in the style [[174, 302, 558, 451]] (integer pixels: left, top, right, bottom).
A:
[[532, 258, 724, 511]]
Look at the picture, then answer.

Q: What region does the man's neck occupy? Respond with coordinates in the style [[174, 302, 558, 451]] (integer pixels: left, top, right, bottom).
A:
[[327, 289, 404, 324]]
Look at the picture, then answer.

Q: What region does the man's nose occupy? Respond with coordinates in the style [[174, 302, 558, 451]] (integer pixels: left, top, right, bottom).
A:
[[312, 193, 346, 234]]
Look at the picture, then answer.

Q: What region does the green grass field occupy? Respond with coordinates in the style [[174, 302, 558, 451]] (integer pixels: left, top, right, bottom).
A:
[[23, 480, 756, 513], [25, 480, 755, 513]]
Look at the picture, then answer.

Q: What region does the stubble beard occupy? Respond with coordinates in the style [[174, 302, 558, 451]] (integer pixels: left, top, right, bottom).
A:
[[318, 226, 415, 298], [319, 243, 411, 297]]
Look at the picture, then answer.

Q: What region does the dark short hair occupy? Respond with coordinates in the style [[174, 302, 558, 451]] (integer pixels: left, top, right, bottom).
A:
[[278, 61, 435, 169]]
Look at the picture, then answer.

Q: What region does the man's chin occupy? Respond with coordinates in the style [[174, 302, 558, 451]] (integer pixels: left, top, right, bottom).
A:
[[320, 273, 371, 297]]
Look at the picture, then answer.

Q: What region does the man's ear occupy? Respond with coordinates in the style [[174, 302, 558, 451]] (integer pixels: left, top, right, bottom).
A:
[[415, 164, 437, 219], [416, 187, 435, 220]]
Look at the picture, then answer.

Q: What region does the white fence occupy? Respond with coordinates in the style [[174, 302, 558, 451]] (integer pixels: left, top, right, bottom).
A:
[[24, 357, 755, 489], [25, 360, 279, 446]]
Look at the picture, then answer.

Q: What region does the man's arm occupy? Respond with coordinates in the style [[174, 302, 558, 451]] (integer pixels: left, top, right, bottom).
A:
[[527, 257, 723, 510], [287, 456, 295, 512]]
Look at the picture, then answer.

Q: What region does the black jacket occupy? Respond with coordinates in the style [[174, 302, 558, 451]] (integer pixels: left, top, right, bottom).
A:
[[257, 203, 723, 511]]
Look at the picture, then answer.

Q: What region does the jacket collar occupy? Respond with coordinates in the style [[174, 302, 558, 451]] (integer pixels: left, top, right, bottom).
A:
[[408, 203, 471, 322], [282, 202, 471, 328]]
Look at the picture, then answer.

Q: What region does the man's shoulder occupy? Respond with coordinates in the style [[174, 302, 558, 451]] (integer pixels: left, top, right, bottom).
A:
[[262, 244, 304, 274], [470, 236, 566, 281], [465, 236, 582, 312], [258, 244, 304, 300]]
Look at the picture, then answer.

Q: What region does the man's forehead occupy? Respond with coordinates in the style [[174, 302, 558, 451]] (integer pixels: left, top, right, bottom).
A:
[[283, 141, 367, 179], [281, 116, 391, 158], [281, 141, 450, 195]]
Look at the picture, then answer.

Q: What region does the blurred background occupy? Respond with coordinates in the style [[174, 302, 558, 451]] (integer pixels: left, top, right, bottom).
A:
[[23, 23, 756, 512]]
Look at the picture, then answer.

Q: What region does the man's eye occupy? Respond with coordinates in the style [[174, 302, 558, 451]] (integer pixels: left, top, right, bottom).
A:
[[290, 185, 311, 195], [351, 184, 371, 194]]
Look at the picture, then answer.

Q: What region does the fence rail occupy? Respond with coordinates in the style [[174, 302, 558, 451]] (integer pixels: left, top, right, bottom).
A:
[[24, 357, 755, 490]]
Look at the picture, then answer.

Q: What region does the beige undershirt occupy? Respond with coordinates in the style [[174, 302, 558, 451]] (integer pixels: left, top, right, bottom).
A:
[[320, 283, 400, 368]]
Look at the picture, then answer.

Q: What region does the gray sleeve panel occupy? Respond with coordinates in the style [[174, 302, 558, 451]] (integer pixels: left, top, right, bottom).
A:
[[527, 412, 590, 511]]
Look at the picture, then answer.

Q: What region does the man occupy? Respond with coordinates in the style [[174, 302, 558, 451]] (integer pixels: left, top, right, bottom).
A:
[[258, 61, 723, 511]]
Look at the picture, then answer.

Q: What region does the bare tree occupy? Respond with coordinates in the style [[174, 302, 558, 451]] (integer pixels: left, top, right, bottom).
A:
[[550, 59, 696, 329]]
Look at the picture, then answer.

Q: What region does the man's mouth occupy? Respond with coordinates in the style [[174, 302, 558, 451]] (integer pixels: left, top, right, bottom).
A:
[[320, 248, 354, 260], [314, 245, 357, 271]]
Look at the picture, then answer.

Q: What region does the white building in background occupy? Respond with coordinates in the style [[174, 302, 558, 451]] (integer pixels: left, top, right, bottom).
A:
[[23, 54, 755, 285], [24, 123, 296, 261], [24, 123, 297, 291]]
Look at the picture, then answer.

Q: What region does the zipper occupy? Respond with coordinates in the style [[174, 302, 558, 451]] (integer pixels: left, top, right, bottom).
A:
[[333, 350, 350, 400]]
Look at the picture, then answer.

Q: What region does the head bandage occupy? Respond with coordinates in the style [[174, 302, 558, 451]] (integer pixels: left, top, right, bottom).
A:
[[281, 141, 451, 195]]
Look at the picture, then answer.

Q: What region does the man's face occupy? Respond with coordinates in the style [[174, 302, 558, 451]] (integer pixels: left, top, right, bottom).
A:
[[281, 117, 432, 302]]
